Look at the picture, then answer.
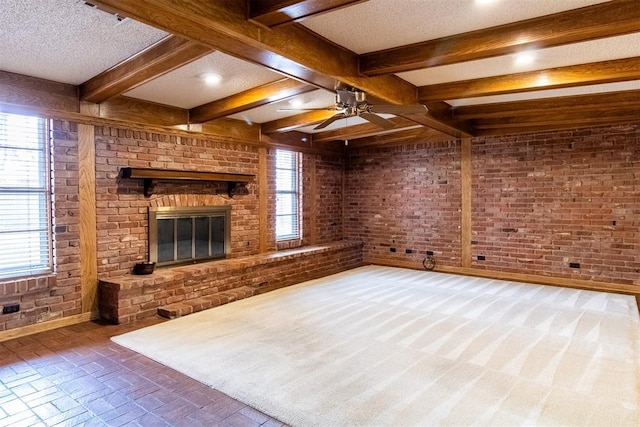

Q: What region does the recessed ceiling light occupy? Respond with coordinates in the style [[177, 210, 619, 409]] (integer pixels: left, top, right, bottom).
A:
[[199, 73, 222, 85], [514, 51, 536, 66], [289, 99, 303, 108]]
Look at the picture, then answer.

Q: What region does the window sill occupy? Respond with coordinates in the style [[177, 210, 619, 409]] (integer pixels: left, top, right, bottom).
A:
[[276, 238, 303, 251]]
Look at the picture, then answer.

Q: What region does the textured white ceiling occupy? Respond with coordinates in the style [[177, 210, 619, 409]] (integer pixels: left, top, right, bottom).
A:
[[0, 0, 167, 85], [124, 51, 284, 109], [302, 0, 610, 54], [398, 33, 640, 86]]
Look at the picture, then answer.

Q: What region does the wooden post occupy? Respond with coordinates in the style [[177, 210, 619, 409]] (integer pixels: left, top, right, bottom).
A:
[[78, 103, 98, 315]]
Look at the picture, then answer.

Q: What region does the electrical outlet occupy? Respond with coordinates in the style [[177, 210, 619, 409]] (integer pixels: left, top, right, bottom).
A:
[[405, 249, 414, 254], [2, 304, 19, 314]]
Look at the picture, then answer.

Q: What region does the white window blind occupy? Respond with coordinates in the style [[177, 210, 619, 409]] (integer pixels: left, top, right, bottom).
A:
[[275, 149, 300, 241], [0, 113, 51, 279]]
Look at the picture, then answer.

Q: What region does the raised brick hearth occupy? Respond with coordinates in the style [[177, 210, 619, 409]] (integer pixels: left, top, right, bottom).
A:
[[98, 240, 363, 324]]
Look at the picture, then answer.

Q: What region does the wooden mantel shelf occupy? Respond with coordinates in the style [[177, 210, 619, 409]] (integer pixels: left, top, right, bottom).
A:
[[120, 167, 254, 197]]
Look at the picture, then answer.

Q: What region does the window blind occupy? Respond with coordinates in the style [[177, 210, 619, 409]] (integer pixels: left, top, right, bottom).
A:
[[275, 149, 300, 240], [0, 113, 51, 279]]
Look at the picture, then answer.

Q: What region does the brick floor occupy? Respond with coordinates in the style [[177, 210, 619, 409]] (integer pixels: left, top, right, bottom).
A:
[[0, 318, 287, 427]]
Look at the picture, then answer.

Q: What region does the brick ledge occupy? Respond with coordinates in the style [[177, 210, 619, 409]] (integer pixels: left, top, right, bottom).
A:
[[100, 240, 361, 291], [99, 240, 363, 323]]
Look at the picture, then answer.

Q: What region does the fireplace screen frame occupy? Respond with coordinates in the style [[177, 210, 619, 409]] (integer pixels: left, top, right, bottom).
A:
[[148, 206, 231, 267]]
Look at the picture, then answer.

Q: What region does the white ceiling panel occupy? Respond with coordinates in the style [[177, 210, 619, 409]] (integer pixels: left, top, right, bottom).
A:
[[124, 51, 284, 109], [398, 33, 640, 86], [0, 0, 167, 85], [302, 0, 609, 54], [228, 90, 336, 124], [448, 80, 640, 107]]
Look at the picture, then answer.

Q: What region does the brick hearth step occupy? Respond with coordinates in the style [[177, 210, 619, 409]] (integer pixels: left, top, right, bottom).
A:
[[157, 286, 255, 319]]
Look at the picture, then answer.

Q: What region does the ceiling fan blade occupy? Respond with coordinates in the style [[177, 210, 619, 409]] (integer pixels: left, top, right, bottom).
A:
[[277, 107, 342, 112], [314, 113, 348, 130], [359, 112, 396, 129], [370, 104, 428, 115]]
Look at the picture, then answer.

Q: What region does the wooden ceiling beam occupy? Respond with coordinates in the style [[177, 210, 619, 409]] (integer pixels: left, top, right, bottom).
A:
[[418, 57, 640, 102], [360, 0, 640, 76], [92, 0, 412, 103], [261, 110, 336, 133], [92, 0, 471, 137], [475, 113, 640, 137], [400, 101, 473, 138], [247, 0, 368, 28], [80, 35, 211, 103], [454, 90, 640, 120], [347, 127, 451, 148], [189, 78, 317, 123], [475, 106, 640, 129]]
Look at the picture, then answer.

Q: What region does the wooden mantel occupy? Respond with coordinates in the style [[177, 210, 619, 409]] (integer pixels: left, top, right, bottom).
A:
[[120, 167, 254, 197]]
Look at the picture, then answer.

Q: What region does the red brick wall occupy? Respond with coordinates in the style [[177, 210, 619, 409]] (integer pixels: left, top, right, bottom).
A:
[[344, 123, 640, 288], [471, 123, 640, 285], [94, 126, 260, 278], [315, 154, 344, 243], [344, 141, 462, 266], [0, 120, 82, 331]]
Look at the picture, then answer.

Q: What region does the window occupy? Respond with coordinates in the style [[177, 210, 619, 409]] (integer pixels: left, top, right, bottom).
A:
[[275, 149, 301, 241], [0, 113, 51, 279]]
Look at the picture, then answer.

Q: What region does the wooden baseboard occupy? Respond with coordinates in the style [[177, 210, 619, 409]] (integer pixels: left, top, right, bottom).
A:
[[0, 312, 97, 343], [366, 257, 639, 296]]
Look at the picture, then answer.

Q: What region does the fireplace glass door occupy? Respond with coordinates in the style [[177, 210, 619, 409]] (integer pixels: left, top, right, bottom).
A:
[[149, 206, 230, 266]]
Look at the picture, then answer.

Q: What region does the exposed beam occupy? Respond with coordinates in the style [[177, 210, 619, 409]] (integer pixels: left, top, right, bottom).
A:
[[453, 90, 640, 120], [473, 107, 640, 137], [312, 116, 422, 142], [190, 78, 316, 123], [262, 131, 344, 154], [248, 0, 368, 28], [360, 0, 640, 76], [92, 0, 470, 137], [92, 0, 409, 103], [474, 107, 640, 130], [347, 127, 451, 148], [418, 57, 640, 102], [0, 70, 78, 112], [80, 35, 211, 103], [399, 101, 473, 138], [261, 110, 337, 133], [98, 96, 188, 126]]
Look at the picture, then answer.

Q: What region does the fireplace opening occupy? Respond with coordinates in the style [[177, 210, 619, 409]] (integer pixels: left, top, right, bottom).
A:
[[149, 206, 231, 266]]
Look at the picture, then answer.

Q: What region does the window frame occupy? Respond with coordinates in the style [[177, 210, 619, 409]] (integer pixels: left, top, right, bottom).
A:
[[0, 112, 53, 280], [274, 149, 302, 242]]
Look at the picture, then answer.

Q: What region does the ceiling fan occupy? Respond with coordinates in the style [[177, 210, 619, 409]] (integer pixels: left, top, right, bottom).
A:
[[281, 89, 428, 130]]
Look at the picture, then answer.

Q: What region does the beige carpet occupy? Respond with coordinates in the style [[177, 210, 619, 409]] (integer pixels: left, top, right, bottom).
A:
[[113, 265, 640, 426]]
